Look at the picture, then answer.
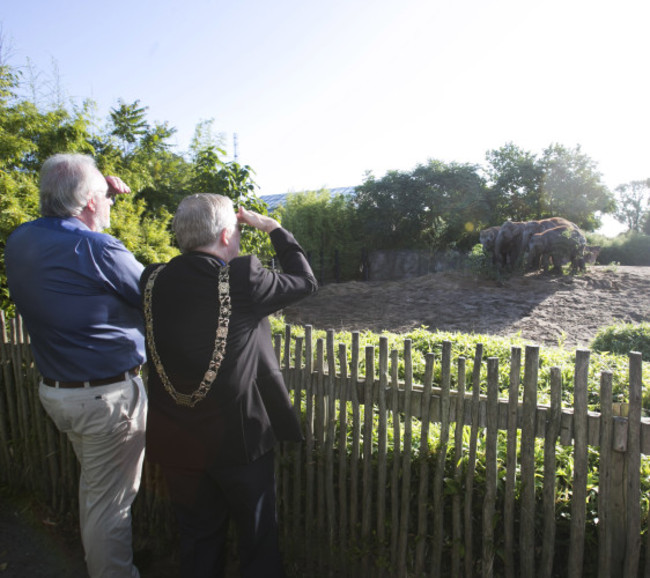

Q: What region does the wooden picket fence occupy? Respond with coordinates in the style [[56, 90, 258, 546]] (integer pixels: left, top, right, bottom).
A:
[[1, 312, 649, 577]]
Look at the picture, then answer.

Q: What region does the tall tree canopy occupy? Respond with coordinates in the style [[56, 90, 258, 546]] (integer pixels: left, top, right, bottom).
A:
[[355, 160, 487, 252], [540, 143, 615, 230], [614, 179, 650, 233], [484, 143, 544, 223], [483, 142, 615, 230]]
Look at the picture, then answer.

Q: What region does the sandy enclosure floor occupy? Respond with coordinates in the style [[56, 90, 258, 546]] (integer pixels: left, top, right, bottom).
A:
[[282, 266, 650, 349]]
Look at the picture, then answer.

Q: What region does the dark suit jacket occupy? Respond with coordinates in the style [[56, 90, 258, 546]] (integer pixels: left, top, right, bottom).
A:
[[141, 228, 318, 469]]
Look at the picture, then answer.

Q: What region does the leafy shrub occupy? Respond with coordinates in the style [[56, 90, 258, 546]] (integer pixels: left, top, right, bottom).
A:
[[277, 190, 364, 283], [591, 322, 650, 361], [272, 316, 650, 410], [594, 232, 650, 266], [466, 243, 500, 279]]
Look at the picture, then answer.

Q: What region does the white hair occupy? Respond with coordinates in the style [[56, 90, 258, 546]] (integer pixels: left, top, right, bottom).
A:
[[173, 194, 237, 252], [39, 154, 106, 217]]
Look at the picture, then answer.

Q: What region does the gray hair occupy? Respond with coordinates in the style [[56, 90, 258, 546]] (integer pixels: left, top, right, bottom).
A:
[[173, 193, 237, 252], [39, 154, 106, 217]]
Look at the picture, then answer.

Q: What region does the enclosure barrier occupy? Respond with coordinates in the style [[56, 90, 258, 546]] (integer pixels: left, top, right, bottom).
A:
[[1, 312, 648, 577]]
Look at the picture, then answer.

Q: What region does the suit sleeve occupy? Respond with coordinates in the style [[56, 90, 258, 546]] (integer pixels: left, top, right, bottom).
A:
[[244, 228, 318, 317]]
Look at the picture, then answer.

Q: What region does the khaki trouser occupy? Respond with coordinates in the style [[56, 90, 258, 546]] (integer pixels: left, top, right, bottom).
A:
[[39, 374, 147, 578]]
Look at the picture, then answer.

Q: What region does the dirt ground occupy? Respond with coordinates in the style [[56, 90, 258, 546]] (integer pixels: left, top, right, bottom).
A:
[[283, 265, 650, 349]]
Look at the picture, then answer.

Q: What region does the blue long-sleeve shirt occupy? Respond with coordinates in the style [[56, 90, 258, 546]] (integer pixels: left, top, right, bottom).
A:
[[5, 217, 146, 381]]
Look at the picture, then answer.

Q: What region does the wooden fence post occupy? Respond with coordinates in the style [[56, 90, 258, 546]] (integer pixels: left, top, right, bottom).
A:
[[376, 336, 389, 578], [397, 339, 413, 578], [361, 345, 375, 574], [623, 351, 642, 577], [451, 356, 466, 578], [520, 345, 539, 578], [326, 331, 337, 570], [337, 342, 349, 576], [464, 343, 483, 578], [414, 354, 434, 576], [504, 346, 521, 578], [540, 366, 562, 578], [482, 357, 499, 578], [431, 341, 452, 575], [568, 349, 590, 577], [389, 348, 401, 572], [598, 371, 613, 578]]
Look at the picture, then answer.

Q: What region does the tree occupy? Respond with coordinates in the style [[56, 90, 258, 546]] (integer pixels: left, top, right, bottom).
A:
[[484, 143, 544, 223], [411, 160, 487, 249], [539, 144, 615, 230], [109, 99, 149, 155], [355, 160, 487, 252], [614, 179, 650, 233], [108, 195, 178, 265], [278, 189, 362, 282]]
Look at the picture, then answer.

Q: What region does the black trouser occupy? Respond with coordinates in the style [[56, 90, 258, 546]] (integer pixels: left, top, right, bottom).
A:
[[162, 450, 285, 578]]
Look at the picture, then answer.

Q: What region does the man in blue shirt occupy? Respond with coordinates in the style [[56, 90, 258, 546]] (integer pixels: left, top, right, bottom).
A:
[[5, 153, 148, 578]]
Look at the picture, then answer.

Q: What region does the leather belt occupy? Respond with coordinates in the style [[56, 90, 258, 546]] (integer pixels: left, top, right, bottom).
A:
[[42, 366, 141, 389]]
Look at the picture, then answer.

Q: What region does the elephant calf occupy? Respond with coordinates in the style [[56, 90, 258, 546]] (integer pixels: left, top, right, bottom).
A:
[[527, 225, 587, 273]]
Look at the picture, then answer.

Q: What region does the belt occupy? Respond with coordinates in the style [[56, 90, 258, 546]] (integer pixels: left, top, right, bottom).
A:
[[42, 366, 141, 389]]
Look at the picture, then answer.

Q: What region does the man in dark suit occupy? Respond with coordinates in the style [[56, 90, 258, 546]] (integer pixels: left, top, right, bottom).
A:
[[141, 193, 317, 577]]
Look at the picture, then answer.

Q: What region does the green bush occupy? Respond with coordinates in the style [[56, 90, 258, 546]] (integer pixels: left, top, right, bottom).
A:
[[466, 243, 499, 279], [591, 322, 650, 361], [594, 232, 650, 266], [272, 317, 650, 410], [277, 190, 364, 283]]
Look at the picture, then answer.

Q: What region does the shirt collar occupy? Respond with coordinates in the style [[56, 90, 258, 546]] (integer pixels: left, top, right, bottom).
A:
[[33, 216, 92, 234]]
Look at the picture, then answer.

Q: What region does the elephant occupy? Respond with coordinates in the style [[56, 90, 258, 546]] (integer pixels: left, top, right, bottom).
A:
[[527, 225, 587, 273], [520, 217, 580, 268], [494, 221, 527, 270], [479, 226, 501, 264]]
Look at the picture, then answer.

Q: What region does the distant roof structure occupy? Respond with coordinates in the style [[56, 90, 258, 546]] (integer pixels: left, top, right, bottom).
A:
[[258, 186, 356, 211]]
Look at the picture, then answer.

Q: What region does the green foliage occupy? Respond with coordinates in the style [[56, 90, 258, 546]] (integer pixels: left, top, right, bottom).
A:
[[594, 232, 650, 266], [540, 143, 616, 230], [355, 160, 488, 253], [278, 189, 363, 282], [591, 322, 650, 362], [482, 142, 616, 231], [271, 317, 650, 411], [466, 243, 500, 280], [484, 142, 544, 223], [108, 196, 178, 265], [109, 99, 150, 155], [614, 179, 650, 233], [350, 144, 616, 266]]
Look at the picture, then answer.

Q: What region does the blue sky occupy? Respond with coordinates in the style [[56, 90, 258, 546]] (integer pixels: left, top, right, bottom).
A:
[[2, 0, 649, 231]]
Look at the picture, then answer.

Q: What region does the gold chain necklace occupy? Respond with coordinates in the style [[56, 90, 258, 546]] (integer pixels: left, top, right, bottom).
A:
[[143, 263, 231, 408]]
